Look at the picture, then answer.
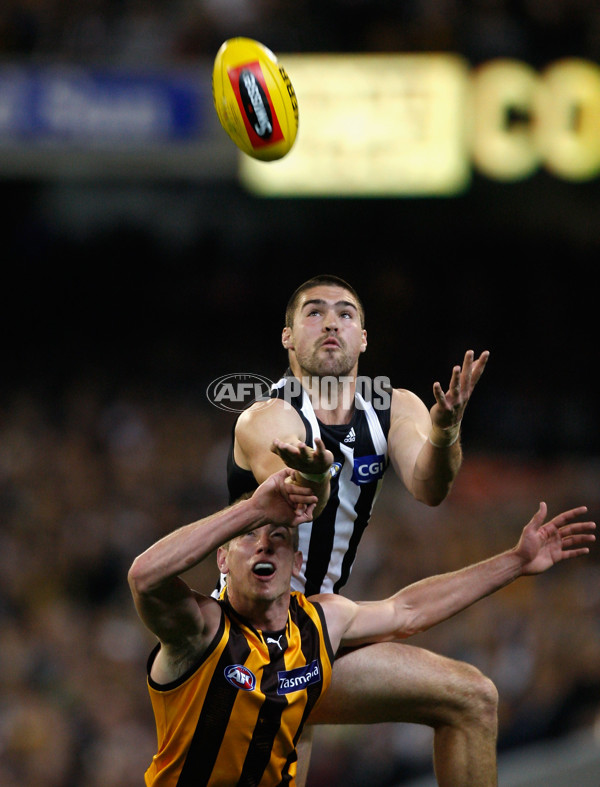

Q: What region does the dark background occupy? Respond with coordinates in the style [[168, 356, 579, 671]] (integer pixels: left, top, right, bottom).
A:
[[3, 0, 599, 460], [4, 169, 598, 458]]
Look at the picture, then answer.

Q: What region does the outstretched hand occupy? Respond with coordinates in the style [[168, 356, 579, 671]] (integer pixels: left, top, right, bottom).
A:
[[271, 436, 334, 476], [430, 349, 489, 430], [515, 502, 596, 575], [252, 468, 319, 528]]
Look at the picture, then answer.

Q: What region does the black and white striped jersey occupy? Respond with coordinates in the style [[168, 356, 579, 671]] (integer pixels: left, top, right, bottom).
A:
[[227, 372, 392, 596]]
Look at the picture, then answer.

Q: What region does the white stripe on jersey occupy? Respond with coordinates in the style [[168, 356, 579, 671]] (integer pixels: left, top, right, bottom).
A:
[[355, 391, 387, 455]]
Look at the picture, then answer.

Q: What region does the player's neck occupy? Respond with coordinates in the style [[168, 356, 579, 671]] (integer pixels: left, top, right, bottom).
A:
[[306, 376, 356, 425], [229, 590, 291, 632], [288, 364, 358, 425], [312, 400, 354, 425]]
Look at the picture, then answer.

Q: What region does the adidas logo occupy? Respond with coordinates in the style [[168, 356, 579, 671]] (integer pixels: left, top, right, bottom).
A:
[[344, 428, 356, 443]]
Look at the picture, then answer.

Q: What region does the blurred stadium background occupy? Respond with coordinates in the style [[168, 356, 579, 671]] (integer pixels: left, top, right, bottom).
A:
[[1, 1, 599, 785]]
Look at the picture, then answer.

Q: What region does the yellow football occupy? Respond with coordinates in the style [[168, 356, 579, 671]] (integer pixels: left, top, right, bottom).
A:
[[212, 37, 299, 161]]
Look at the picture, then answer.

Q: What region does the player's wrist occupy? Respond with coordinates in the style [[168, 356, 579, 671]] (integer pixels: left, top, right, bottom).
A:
[[428, 422, 461, 448], [298, 469, 330, 483]]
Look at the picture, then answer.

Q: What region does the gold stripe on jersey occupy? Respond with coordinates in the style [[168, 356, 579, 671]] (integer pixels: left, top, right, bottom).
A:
[[144, 592, 333, 787]]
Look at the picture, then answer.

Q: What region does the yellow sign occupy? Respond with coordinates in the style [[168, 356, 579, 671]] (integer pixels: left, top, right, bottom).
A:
[[241, 54, 470, 196], [240, 55, 600, 196]]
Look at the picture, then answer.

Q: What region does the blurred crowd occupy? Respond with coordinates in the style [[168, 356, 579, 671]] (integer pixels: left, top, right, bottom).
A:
[[1, 376, 599, 786], [1, 0, 599, 66]]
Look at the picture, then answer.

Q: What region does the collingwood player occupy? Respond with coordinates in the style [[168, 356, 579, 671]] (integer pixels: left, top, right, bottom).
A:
[[226, 275, 493, 785]]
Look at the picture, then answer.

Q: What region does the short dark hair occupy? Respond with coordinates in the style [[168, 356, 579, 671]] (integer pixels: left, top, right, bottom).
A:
[[285, 275, 365, 328]]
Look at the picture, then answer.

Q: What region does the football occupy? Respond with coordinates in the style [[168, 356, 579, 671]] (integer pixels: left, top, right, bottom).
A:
[[212, 37, 299, 161]]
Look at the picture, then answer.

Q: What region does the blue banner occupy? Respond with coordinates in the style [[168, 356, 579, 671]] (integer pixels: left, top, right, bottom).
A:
[[0, 66, 208, 144]]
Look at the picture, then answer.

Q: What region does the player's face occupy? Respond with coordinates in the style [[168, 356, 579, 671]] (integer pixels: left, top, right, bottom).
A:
[[283, 285, 367, 378], [219, 524, 302, 605]]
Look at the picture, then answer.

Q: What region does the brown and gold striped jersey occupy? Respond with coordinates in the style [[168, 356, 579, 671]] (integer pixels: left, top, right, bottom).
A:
[[144, 591, 334, 786]]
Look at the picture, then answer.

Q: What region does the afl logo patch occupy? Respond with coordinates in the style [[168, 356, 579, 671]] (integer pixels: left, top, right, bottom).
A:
[[330, 462, 342, 479], [224, 664, 256, 691]]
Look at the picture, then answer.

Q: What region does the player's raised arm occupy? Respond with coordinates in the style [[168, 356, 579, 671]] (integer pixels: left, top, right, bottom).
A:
[[331, 503, 594, 648], [128, 469, 317, 652], [388, 350, 489, 506]]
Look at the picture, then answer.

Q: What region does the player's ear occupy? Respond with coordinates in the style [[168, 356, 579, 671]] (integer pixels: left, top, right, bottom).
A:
[[216, 546, 230, 574], [282, 326, 294, 350], [360, 329, 367, 353], [292, 550, 303, 578]]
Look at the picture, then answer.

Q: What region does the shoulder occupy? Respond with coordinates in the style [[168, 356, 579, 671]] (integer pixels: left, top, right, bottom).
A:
[[236, 398, 306, 444], [390, 387, 430, 424], [311, 593, 358, 652], [233, 399, 307, 477]]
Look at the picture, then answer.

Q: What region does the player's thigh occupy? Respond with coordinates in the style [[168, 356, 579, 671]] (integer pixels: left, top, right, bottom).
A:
[[295, 726, 314, 787], [310, 641, 488, 726]]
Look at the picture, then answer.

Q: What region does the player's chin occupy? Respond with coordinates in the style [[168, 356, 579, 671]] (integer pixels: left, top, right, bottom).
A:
[[253, 573, 290, 594], [317, 357, 355, 378]]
